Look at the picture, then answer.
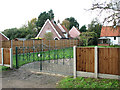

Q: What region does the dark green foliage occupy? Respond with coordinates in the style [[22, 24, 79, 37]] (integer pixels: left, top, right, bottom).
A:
[[79, 25, 87, 32], [3, 28, 28, 40], [66, 17, 79, 30], [80, 32, 97, 46], [88, 19, 102, 38], [2, 18, 38, 40], [36, 9, 54, 32], [87, 18, 102, 45]]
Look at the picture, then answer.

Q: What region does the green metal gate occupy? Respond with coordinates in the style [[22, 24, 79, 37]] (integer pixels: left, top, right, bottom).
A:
[[15, 42, 74, 75]]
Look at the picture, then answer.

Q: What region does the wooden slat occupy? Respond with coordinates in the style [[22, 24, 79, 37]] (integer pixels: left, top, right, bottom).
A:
[[3, 48, 10, 64]]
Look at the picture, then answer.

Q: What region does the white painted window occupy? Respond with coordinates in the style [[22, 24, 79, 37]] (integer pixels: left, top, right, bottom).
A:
[[46, 30, 51, 33]]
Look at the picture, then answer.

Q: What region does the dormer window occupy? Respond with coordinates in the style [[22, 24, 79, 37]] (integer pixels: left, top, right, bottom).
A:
[[114, 37, 116, 40]]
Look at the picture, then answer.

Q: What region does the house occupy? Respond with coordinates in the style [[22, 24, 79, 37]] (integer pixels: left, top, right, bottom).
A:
[[98, 26, 120, 46], [0, 32, 9, 41], [69, 26, 81, 39], [36, 19, 68, 40]]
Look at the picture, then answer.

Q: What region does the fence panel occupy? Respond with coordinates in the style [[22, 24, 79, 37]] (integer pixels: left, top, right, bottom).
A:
[[1, 39, 80, 55], [76, 47, 94, 73], [76, 47, 120, 79], [2, 41, 11, 48], [3, 48, 10, 65], [0, 49, 2, 64], [12, 41, 23, 54], [98, 48, 120, 75]]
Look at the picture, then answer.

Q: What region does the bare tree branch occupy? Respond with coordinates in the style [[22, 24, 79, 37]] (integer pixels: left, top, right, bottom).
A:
[[89, 0, 120, 26]]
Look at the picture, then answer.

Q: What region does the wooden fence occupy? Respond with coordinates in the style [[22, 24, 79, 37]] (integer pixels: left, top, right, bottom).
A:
[[0, 48, 12, 68], [1, 39, 80, 54], [76, 47, 95, 73], [74, 47, 120, 79]]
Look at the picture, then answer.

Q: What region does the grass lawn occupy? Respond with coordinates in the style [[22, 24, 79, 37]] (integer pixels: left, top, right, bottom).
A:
[[57, 76, 120, 88]]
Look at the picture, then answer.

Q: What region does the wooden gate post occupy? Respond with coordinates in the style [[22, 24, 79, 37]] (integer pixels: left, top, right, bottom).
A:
[[73, 46, 77, 79]]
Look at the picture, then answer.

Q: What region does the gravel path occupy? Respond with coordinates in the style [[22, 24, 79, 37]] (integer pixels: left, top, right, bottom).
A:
[[1, 59, 73, 88], [2, 68, 63, 88]]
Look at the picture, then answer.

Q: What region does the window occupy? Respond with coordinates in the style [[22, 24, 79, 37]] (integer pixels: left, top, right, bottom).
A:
[[54, 37, 59, 40], [103, 40, 107, 44], [114, 37, 116, 40], [46, 30, 51, 33]]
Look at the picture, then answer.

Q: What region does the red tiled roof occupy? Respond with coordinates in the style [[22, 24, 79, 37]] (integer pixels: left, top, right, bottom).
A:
[[101, 26, 120, 37], [50, 21, 66, 38], [61, 24, 69, 33]]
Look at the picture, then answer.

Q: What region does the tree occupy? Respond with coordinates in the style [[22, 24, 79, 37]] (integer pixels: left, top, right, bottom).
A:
[[48, 9, 54, 20], [87, 18, 102, 45], [66, 17, 79, 30], [43, 32, 53, 40], [28, 18, 37, 31], [79, 25, 87, 32], [36, 9, 54, 32], [3, 27, 28, 40], [80, 32, 96, 46], [62, 19, 70, 30], [88, 18, 102, 38], [89, 0, 120, 26], [26, 18, 38, 39]]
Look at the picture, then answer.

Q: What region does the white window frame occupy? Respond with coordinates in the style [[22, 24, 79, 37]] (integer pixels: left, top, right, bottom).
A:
[[46, 30, 51, 33]]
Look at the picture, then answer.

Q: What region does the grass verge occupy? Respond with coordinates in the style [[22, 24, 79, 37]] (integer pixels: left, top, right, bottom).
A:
[[0, 66, 10, 71], [57, 76, 120, 88]]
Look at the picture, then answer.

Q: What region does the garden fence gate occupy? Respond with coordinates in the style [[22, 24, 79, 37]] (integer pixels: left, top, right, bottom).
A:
[[15, 40, 79, 75]]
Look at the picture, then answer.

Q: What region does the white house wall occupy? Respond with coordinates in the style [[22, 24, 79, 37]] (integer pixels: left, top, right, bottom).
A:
[[107, 37, 120, 45], [118, 37, 120, 45]]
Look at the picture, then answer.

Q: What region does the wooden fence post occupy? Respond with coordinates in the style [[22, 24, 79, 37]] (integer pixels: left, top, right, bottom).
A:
[[94, 46, 98, 78], [33, 40, 34, 47], [11, 40, 13, 48], [1, 48, 3, 65], [10, 48, 13, 69], [73, 46, 77, 79]]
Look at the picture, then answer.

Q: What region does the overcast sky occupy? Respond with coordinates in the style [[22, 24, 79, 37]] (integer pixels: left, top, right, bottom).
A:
[[0, 0, 104, 32]]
